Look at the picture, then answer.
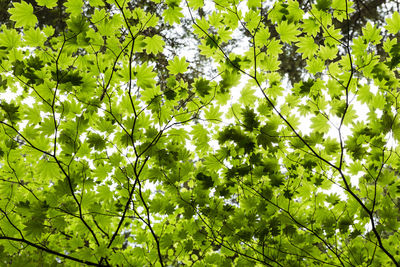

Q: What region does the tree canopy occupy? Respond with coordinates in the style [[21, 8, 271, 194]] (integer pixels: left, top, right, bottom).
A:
[[1, 0, 400, 266]]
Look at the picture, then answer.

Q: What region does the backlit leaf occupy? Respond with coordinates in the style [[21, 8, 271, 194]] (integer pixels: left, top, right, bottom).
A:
[[9, 1, 38, 28], [167, 56, 189, 75], [144, 35, 165, 55]]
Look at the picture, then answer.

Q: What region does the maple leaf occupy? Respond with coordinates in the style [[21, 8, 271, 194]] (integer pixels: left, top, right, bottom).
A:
[[196, 172, 214, 189], [303, 18, 320, 37], [144, 35, 165, 55], [204, 105, 222, 121], [9, 1, 38, 28], [195, 78, 212, 97], [64, 0, 83, 15], [134, 63, 157, 88], [24, 215, 46, 238], [276, 20, 300, 43], [0, 102, 20, 123], [306, 57, 325, 74], [241, 106, 260, 131], [188, 0, 204, 9], [239, 86, 257, 106], [36, 0, 57, 8], [386, 12, 400, 34], [87, 133, 106, 150], [296, 36, 318, 59], [0, 29, 21, 49], [163, 7, 183, 25], [24, 28, 47, 47], [167, 56, 189, 74], [316, 0, 332, 11], [311, 114, 330, 133]]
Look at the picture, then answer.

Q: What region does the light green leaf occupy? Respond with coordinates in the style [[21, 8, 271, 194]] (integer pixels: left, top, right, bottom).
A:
[[188, 0, 204, 9], [36, 0, 57, 8], [144, 35, 165, 55], [191, 124, 210, 154], [168, 128, 190, 144], [24, 28, 46, 47], [303, 18, 320, 37], [64, 0, 83, 15], [311, 114, 330, 133], [89, 0, 104, 7], [204, 105, 222, 122], [276, 21, 300, 43], [9, 1, 38, 28], [239, 87, 258, 106], [193, 17, 210, 37], [357, 84, 372, 104], [287, 0, 304, 22], [319, 45, 338, 60], [255, 28, 270, 47], [260, 54, 280, 71], [362, 22, 382, 44], [246, 0, 259, 9], [386, 12, 400, 34], [163, 7, 183, 25], [167, 56, 189, 75], [296, 36, 319, 59], [306, 57, 325, 74], [371, 93, 385, 109], [134, 63, 157, 88], [343, 105, 358, 125], [0, 29, 21, 49]]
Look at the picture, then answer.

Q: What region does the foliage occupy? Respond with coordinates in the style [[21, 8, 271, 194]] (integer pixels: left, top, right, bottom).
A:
[[1, 0, 400, 266]]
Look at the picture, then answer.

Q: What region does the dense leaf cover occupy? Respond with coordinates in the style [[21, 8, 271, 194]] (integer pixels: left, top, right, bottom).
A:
[[1, 0, 400, 266]]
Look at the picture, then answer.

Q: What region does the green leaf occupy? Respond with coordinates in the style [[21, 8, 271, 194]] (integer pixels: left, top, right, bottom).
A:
[[296, 36, 318, 59], [195, 78, 212, 97], [319, 44, 338, 60], [343, 105, 358, 125], [135, 63, 157, 88], [167, 128, 189, 144], [24, 28, 46, 47], [220, 70, 241, 93], [163, 7, 183, 25], [241, 106, 260, 131], [0, 102, 20, 123], [144, 35, 165, 55], [204, 105, 222, 122], [276, 20, 300, 43], [196, 172, 214, 189], [36, 0, 57, 8], [386, 12, 400, 34], [24, 215, 45, 238], [167, 56, 189, 75], [9, 1, 38, 28], [306, 57, 325, 74], [303, 18, 320, 37], [239, 87, 257, 106], [0, 29, 21, 49], [87, 133, 106, 150], [362, 22, 381, 44], [64, 0, 83, 15], [188, 0, 204, 9], [316, 0, 332, 11], [311, 114, 330, 133], [191, 124, 210, 154]]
